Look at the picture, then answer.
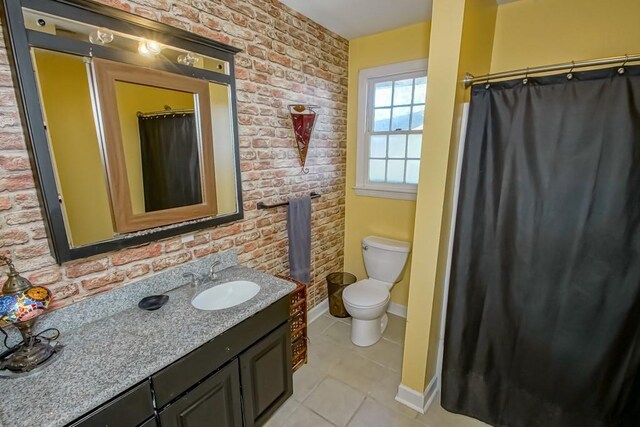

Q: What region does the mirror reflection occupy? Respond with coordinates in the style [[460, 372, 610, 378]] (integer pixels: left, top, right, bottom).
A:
[[114, 82, 202, 214], [31, 48, 239, 248]]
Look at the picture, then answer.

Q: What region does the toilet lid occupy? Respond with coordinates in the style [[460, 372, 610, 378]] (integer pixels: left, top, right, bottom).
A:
[[343, 279, 389, 308]]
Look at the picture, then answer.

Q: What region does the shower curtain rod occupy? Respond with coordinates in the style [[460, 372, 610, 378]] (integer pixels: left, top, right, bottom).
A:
[[463, 53, 640, 88]]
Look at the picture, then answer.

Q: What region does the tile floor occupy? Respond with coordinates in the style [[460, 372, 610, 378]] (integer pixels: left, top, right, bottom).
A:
[[266, 312, 489, 427]]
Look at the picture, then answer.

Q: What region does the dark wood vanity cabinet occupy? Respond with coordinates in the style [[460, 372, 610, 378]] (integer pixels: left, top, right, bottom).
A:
[[66, 296, 292, 427], [240, 323, 293, 427], [158, 360, 243, 427]]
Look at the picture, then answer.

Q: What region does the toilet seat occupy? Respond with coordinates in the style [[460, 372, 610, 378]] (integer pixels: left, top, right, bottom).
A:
[[343, 279, 390, 309]]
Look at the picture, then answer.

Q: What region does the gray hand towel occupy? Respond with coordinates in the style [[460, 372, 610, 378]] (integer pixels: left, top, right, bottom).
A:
[[287, 196, 311, 284]]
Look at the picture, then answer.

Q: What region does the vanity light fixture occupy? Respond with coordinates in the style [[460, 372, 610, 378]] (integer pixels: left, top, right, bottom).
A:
[[88, 28, 114, 45], [177, 52, 200, 67], [138, 39, 162, 56]]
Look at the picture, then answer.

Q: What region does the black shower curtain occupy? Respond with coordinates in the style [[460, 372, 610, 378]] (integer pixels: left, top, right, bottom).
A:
[[138, 113, 202, 212], [442, 66, 640, 427]]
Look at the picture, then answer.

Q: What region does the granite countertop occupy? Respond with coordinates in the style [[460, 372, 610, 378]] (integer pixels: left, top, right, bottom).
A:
[[0, 263, 296, 427]]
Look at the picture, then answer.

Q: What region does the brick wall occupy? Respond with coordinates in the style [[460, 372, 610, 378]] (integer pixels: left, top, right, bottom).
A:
[[0, 0, 348, 311]]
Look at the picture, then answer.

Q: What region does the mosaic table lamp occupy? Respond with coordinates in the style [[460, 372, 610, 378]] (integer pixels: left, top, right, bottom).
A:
[[0, 255, 55, 372]]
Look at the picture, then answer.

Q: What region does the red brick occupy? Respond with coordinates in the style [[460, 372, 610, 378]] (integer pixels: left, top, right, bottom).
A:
[[152, 252, 192, 271], [0, 195, 10, 210], [125, 263, 150, 279], [27, 267, 62, 286], [0, 230, 29, 247], [49, 282, 79, 301], [0, 155, 30, 171], [111, 244, 163, 266], [14, 192, 39, 208], [65, 258, 109, 279], [5, 209, 41, 225], [81, 271, 125, 291], [0, 173, 35, 192]]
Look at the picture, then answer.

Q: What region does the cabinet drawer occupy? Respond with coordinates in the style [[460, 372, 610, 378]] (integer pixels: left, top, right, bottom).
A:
[[159, 359, 242, 427], [152, 296, 289, 408], [68, 381, 154, 427]]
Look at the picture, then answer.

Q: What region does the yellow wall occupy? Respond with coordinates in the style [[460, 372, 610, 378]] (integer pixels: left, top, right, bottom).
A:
[[344, 22, 431, 305], [401, 0, 497, 393], [33, 49, 116, 247], [491, 0, 640, 73]]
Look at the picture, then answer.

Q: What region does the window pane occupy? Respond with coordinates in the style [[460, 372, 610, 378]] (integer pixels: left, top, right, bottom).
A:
[[369, 159, 386, 182], [407, 134, 422, 158], [391, 106, 411, 131], [406, 160, 420, 184], [393, 79, 413, 106], [370, 135, 387, 158], [374, 81, 393, 107], [413, 77, 427, 104], [373, 108, 391, 131], [387, 160, 405, 183], [388, 135, 406, 158], [411, 105, 425, 130]]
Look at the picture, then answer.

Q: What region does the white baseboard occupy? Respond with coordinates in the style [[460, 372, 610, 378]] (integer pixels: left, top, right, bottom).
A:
[[395, 376, 438, 414], [387, 302, 407, 318], [307, 298, 329, 323]]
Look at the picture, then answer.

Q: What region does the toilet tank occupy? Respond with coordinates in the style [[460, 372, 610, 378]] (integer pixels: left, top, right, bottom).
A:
[[362, 236, 411, 285]]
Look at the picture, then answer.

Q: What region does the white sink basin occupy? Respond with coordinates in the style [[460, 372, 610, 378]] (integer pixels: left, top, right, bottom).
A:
[[191, 280, 260, 310]]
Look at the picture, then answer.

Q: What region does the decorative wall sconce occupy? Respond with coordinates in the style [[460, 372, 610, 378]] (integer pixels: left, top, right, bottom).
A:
[[288, 104, 319, 174]]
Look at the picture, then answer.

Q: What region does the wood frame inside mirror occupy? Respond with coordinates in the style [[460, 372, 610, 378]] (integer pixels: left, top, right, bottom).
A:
[[92, 58, 218, 233]]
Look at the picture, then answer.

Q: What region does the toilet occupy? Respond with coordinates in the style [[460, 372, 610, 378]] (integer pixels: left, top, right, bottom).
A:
[[342, 236, 411, 347]]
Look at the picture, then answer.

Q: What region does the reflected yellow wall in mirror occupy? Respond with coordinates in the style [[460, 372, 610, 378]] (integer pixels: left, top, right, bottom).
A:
[[209, 82, 236, 215], [113, 83, 194, 214], [32, 49, 115, 247]]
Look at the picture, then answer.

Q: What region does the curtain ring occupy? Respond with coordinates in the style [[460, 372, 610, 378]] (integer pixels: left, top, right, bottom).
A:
[[523, 67, 529, 85], [484, 77, 490, 89], [618, 54, 629, 75], [567, 61, 575, 80]]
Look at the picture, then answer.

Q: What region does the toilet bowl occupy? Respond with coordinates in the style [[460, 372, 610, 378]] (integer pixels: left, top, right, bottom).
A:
[[342, 236, 410, 347]]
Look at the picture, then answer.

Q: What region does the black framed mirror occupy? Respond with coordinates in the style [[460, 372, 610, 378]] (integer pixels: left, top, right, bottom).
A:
[[1, 0, 243, 263]]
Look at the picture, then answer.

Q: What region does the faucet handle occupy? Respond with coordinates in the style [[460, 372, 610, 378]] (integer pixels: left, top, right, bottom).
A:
[[183, 272, 201, 287]]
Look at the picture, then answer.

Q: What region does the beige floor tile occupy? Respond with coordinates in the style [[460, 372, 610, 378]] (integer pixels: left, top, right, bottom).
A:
[[369, 369, 419, 419], [382, 313, 406, 345], [263, 397, 299, 427], [328, 351, 386, 394], [323, 320, 355, 350], [348, 397, 422, 427], [293, 363, 326, 402], [281, 404, 335, 427], [354, 337, 404, 372], [416, 397, 490, 427], [331, 314, 352, 325], [308, 314, 336, 339], [307, 334, 348, 374], [303, 377, 366, 427]]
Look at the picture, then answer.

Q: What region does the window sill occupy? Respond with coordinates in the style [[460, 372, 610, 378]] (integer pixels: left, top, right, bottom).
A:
[[353, 186, 417, 201]]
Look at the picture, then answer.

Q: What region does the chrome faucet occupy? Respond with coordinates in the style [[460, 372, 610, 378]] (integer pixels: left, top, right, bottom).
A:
[[209, 260, 221, 282]]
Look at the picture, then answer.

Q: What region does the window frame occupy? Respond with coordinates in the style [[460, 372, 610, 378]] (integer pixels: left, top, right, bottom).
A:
[[355, 59, 428, 200]]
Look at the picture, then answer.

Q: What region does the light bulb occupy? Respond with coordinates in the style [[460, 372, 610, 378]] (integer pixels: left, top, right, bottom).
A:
[[177, 52, 200, 67], [138, 40, 162, 56], [89, 28, 114, 45]]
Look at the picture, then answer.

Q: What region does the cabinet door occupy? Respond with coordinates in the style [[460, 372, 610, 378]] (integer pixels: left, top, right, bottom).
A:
[[159, 360, 242, 427], [240, 322, 292, 427]]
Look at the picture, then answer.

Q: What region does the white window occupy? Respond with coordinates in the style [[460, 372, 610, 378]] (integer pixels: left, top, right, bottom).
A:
[[355, 59, 427, 200]]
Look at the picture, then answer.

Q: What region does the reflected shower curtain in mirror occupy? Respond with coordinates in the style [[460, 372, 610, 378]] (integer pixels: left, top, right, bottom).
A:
[[138, 113, 202, 212], [443, 66, 640, 426]]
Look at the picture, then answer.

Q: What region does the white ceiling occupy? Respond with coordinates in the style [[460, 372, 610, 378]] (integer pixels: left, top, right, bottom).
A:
[[279, 0, 433, 40]]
